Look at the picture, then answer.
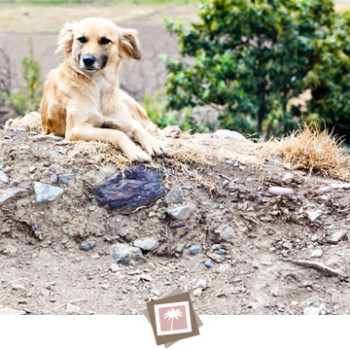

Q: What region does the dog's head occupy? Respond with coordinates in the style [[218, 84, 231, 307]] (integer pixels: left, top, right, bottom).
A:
[[56, 17, 141, 72]]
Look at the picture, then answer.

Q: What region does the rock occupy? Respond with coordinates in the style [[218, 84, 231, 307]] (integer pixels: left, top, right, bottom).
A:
[[92, 253, 100, 259], [175, 243, 185, 253], [0, 187, 26, 204], [101, 284, 110, 290], [167, 205, 194, 220], [0, 244, 17, 256], [140, 274, 153, 282], [282, 172, 294, 184], [207, 252, 226, 263], [59, 174, 74, 184], [195, 279, 207, 290], [193, 288, 202, 297], [303, 307, 320, 315], [93, 165, 166, 212], [111, 243, 145, 265], [34, 182, 64, 203], [110, 263, 119, 272], [268, 186, 294, 196], [66, 303, 80, 314], [225, 160, 234, 165], [11, 284, 25, 291], [310, 249, 323, 258], [204, 259, 213, 268], [189, 245, 202, 255], [213, 129, 247, 142], [29, 165, 37, 173], [306, 210, 322, 222], [164, 185, 183, 205], [80, 242, 94, 251], [0, 171, 10, 184], [327, 231, 347, 244], [133, 237, 159, 251]]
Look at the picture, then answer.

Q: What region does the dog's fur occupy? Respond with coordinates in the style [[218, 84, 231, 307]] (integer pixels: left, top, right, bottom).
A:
[[40, 17, 167, 162]]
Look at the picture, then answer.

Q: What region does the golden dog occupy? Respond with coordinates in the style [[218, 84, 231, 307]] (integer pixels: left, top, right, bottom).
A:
[[40, 17, 167, 162]]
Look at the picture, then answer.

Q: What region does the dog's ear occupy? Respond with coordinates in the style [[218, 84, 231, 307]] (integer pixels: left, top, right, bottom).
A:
[[56, 22, 76, 55], [118, 28, 142, 61]]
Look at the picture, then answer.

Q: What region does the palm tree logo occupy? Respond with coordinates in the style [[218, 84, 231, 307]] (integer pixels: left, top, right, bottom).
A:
[[164, 307, 183, 331]]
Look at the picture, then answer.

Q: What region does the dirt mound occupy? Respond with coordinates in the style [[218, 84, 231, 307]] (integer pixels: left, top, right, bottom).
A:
[[1, 125, 350, 315]]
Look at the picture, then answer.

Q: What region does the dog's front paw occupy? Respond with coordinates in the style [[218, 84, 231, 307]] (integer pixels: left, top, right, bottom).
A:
[[142, 137, 168, 157], [125, 146, 152, 163]]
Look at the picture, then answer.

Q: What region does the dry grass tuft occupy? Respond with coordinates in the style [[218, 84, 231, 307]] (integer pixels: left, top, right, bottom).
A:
[[261, 123, 350, 181]]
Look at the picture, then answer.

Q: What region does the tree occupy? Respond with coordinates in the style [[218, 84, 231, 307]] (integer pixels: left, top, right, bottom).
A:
[[306, 11, 350, 139], [163, 0, 335, 136]]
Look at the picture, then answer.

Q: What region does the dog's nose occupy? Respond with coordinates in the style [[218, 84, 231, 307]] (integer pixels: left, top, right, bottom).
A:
[[83, 55, 96, 67]]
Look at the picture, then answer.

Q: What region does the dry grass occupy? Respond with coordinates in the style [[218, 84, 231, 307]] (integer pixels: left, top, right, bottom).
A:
[[4, 114, 350, 181], [261, 124, 350, 181]]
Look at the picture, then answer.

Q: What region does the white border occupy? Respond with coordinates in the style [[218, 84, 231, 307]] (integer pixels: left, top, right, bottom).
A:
[[154, 301, 192, 336]]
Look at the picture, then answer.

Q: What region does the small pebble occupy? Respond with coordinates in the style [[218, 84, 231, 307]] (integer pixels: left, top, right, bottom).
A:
[[80, 242, 94, 251], [193, 288, 202, 297], [204, 259, 213, 268], [310, 249, 323, 258], [189, 245, 202, 255]]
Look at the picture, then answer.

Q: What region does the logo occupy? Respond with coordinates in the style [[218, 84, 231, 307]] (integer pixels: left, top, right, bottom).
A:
[[144, 289, 202, 346]]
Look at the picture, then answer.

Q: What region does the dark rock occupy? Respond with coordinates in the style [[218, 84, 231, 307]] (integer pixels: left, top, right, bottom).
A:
[[93, 165, 166, 212]]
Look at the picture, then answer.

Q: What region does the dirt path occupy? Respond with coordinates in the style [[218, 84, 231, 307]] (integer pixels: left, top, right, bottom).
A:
[[1, 127, 350, 315]]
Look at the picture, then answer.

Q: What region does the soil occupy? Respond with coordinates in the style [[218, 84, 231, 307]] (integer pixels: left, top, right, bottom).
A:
[[1, 127, 350, 315]]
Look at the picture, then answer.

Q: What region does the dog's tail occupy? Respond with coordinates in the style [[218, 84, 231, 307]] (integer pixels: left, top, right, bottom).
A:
[[4, 112, 42, 132]]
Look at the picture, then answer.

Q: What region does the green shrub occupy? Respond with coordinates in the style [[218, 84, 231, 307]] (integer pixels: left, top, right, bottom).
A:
[[6, 37, 42, 116], [163, 0, 335, 137]]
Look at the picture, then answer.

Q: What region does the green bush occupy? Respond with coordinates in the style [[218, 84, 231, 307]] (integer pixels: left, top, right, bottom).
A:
[[163, 0, 336, 137], [6, 37, 42, 116], [306, 11, 350, 139]]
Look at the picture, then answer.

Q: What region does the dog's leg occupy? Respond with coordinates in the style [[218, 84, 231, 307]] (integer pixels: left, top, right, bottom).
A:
[[67, 123, 151, 162], [120, 90, 158, 132], [104, 107, 168, 157]]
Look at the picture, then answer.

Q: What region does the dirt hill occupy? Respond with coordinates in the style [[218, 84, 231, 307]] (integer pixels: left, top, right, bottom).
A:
[[0, 121, 350, 315]]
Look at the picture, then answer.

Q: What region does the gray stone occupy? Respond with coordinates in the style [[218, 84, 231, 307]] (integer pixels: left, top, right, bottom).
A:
[[204, 259, 213, 268], [164, 185, 183, 205], [327, 231, 347, 244], [80, 242, 94, 251], [167, 205, 194, 220], [110, 263, 119, 272], [310, 249, 323, 258], [268, 186, 294, 196], [0, 171, 10, 184], [306, 210, 322, 222], [134, 237, 159, 251], [111, 243, 145, 265], [282, 172, 294, 184], [29, 165, 37, 173], [0, 187, 26, 204], [34, 182, 64, 203], [189, 245, 202, 255], [59, 174, 74, 184], [193, 288, 202, 297], [195, 279, 207, 290], [0, 244, 17, 256]]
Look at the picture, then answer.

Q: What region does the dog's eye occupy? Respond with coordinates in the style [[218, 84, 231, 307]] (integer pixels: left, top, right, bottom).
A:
[[99, 37, 111, 45], [77, 36, 87, 44]]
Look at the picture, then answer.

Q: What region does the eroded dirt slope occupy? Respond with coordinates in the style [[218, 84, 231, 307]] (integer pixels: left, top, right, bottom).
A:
[[0, 127, 350, 315]]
